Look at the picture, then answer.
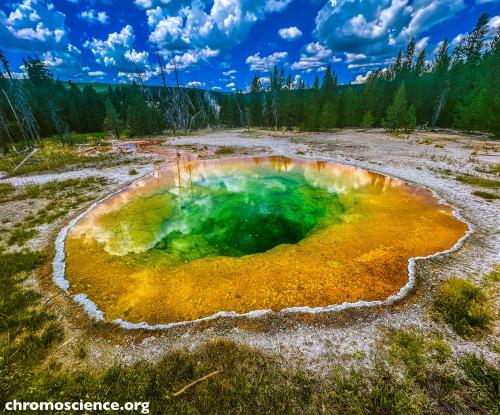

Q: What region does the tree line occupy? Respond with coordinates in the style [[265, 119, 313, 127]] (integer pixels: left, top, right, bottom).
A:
[[221, 14, 499, 136], [0, 14, 498, 153], [0, 53, 218, 153]]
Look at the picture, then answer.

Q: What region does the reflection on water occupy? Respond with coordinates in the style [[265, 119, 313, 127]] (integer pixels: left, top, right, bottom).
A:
[[64, 157, 468, 325]]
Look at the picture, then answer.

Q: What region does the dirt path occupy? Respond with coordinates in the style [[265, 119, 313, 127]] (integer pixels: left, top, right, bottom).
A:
[[2, 129, 498, 372]]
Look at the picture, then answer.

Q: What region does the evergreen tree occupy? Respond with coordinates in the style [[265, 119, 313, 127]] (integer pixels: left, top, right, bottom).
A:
[[23, 56, 53, 85], [127, 94, 156, 136], [312, 74, 319, 90], [433, 40, 451, 74], [103, 99, 124, 138], [248, 74, 263, 127], [285, 72, 293, 89], [464, 13, 490, 64], [320, 102, 337, 129], [392, 50, 403, 78], [382, 83, 416, 132], [81, 85, 105, 132], [361, 111, 375, 128], [414, 50, 426, 76], [402, 37, 416, 73], [321, 65, 335, 94]]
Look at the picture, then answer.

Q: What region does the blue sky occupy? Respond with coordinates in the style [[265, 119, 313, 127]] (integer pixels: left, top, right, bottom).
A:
[[0, 0, 499, 90]]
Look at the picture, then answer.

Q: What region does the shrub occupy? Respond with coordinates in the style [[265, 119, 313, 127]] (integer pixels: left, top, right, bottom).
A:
[[0, 183, 15, 199], [432, 278, 492, 336], [23, 183, 42, 198], [7, 227, 39, 246]]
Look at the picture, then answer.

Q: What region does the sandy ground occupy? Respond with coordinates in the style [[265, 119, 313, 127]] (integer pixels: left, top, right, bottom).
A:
[[1, 129, 499, 372]]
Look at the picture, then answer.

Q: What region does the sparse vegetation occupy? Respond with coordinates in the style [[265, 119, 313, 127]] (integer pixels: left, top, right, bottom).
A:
[[1, 177, 109, 247], [0, 183, 14, 200], [0, 250, 64, 400], [432, 277, 493, 337], [7, 226, 39, 246], [129, 168, 138, 175], [215, 147, 236, 155], [472, 190, 498, 200], [476, 163, 500, 177], [456, 174, 500, 188], [0, 140, 141, 177]]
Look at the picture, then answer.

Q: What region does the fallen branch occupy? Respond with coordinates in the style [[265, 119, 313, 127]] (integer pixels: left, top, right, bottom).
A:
[[173, 369, 223, 397], [12, 148, 37, 173]]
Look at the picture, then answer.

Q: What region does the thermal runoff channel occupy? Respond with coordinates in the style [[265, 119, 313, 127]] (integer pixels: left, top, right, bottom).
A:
[[63, 157, 468, 325]]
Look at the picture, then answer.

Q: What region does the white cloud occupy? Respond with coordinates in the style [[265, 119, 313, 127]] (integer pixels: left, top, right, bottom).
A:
[[0, 0, 104, 79], [314, 0, 467, 63], [353, 71, 372, 84], [345, 53, 367, 63], [222, 69, 237, 75], [79, 9, 109, 25], [0, 0, 67, 53], [259, 76, 270, 85], [88, 70, 106, 77], [246, 51, 288, 71], [416, 36, 430, 51], [211, 85, 222, 90], [138, 0, 293, 71], [288, 73, 301, 89], [291, 42, 340, 71], [186, 81, 204, 87], [487, 15, 500, 36], [41, 43, 107, 80], [163, 47, 219, 71], [278, 26, 303, 40], [226, 81, 235, 88], [84, 25, 149, 72]]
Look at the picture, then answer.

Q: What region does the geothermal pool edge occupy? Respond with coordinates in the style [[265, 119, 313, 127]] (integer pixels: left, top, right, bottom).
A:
[[52, 156, 475, 330]]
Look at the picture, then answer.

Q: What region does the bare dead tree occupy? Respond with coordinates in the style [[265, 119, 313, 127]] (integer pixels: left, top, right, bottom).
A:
[[163, 55, 198, 133], [46, 99, 67, 138], [154, 41, 168, 94], [266, 62, 279, 131], [2, 83, 39, 144], [432, 80, 450, 128], [0, 108, 14, 152], [233, 90, 247, 129], [128, 51, 146, 90]]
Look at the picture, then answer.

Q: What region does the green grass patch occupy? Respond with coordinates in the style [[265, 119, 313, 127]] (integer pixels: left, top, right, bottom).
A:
[[0, 140, 130, 177], [0, 250, 63, 378], [0, 183, 15, 202], [215, 147, 236, 155], [49, 132, 109, 147], [476, 163, 500, 177], [432, 278, 493, 337], [484, 266, 500, 284], [456, 174, 500, 188], [472, 190, 498, 200], [5, 330, 498, 415], [7, 227, 39, 246]]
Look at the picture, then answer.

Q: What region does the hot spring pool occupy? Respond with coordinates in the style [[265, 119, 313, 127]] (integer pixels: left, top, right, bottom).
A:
[[56, 157, 469, 326]]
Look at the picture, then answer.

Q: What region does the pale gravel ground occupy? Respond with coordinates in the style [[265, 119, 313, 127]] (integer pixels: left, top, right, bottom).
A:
[[1, 129, 498, 372]]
